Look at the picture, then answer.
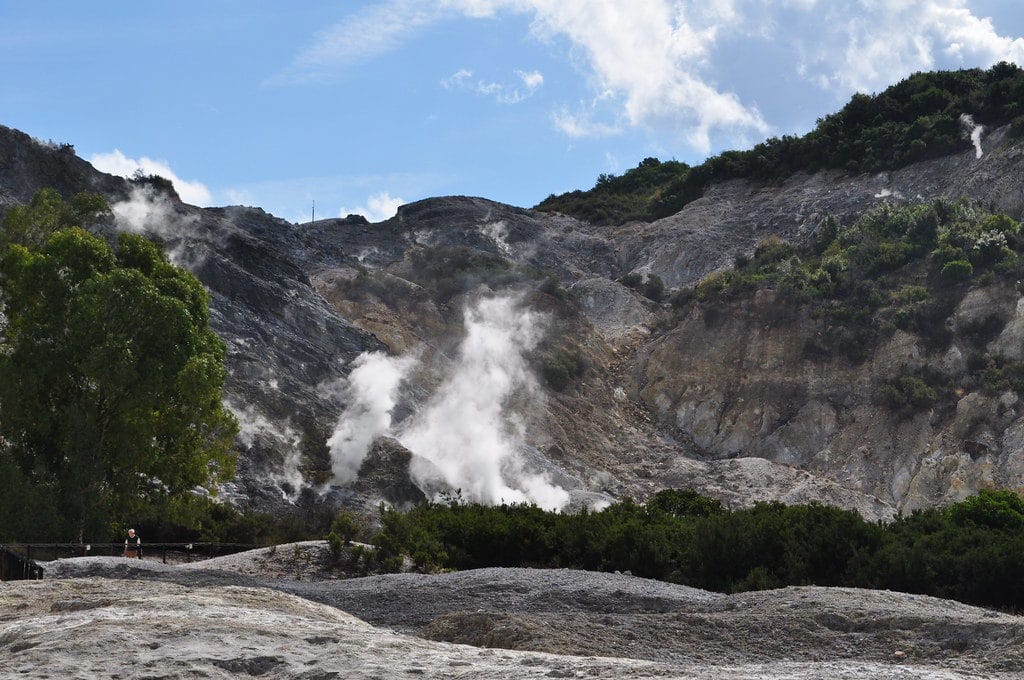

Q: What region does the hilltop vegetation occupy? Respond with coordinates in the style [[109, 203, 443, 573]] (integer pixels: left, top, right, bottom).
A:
[[538, 63, 1024, 225]]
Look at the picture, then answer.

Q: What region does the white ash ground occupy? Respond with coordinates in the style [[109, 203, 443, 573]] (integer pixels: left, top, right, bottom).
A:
[[8, 547, 1023, 679]]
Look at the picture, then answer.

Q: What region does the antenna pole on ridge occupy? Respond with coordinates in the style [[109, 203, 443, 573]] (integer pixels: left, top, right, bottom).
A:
[[311, 200, 315, 224]]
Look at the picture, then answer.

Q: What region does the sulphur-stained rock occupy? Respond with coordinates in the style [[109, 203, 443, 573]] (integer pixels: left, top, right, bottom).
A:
[[662, 456, 895, 521], [952, 286, 1015, 336]]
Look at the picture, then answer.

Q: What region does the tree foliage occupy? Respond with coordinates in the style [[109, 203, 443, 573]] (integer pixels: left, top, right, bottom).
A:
[[0, 190, 238, 541]]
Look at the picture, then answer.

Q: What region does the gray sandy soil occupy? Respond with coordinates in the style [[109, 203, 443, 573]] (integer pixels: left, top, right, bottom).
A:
[[0, 577, 1012, 680], [24, 551, 1024, 678]]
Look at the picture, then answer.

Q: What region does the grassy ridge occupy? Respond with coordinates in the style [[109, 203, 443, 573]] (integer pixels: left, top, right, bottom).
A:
[[537, 63, 1024, 225]]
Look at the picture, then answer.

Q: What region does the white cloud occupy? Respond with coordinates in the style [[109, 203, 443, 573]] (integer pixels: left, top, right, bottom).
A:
[[275, 0, 767, 149], [441, 66, 545, 104], [783, 0, 1024, 93], [89, 149, 212, 206], [268, 0, 446, 85], [441, 68, 474, 89], [275, 0, 1024, 151], [551, 107, 620, 138], [518, 69, 544, 89], [339, 191, 405, 222], [445, 0, 768, 151]]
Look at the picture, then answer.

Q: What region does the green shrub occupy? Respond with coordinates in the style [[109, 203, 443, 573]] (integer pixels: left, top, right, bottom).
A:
[[617, 272, 642, 288], [329, 510, 363, 546], [642, 274, 665, 302], [1010, 115, 1024, 138], [540, 348, 587, 391], [371, 489, 1024, 609], [941, 259, 973, 281], [948, 489, 1024, 530], [877, 372, 938, 415]]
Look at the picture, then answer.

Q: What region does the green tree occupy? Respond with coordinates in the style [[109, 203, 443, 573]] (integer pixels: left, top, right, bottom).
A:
[[0, 190, 238, 540], [1, 188, 109, 249]]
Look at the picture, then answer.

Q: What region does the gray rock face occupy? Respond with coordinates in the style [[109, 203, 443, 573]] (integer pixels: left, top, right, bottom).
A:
[[4, 121, 1024, 516], [571, 277, 656, 342], [350, 437, 427, 510]]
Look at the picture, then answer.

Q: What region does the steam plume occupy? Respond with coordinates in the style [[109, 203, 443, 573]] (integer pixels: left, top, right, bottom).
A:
[[327, 351, 416, 484], [399, 295, 569, 510], [110, 186, 201, 266], [960, 114, 984, 159], [325, 294, 570, 510], [226, 399, 305, 501]]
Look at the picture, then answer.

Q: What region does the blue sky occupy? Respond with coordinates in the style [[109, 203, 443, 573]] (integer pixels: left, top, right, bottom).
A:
[[3, 1, 1024, 222]]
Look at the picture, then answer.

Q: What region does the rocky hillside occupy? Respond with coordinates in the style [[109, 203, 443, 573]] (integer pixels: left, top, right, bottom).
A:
[[3, 86, 1024, 518]]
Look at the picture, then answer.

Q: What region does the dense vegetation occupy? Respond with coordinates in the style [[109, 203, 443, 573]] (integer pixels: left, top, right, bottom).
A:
[[0, 189, 239, 542], [678, 200, 1023, 379], [362, 489, 1024, 610], [538, 63, 1024, 225]]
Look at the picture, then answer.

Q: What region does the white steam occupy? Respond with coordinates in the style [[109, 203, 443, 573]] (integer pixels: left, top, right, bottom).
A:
[[110, 186, 201, 266], [327, 351, 416, 484], [227, 400, 305, 501], [326, 294, 570, 510], [481, 220, 512, 256], [400, 296, 568, 510], [960, 114, 984, 159]]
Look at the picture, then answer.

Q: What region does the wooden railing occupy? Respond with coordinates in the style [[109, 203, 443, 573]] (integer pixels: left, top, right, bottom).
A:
[[0, 543, 262, 580], [0, 544, 44, 580]]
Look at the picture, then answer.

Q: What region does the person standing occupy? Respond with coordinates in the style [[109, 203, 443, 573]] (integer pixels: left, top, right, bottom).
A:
[[123, 528, 142, 559]]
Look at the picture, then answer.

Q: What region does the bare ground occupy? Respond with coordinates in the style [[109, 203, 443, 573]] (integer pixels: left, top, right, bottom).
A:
[[5, 551, 1021, 678]]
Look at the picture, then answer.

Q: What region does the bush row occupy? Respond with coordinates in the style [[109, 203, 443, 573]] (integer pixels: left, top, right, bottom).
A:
[[368, 489, 1024, 610]]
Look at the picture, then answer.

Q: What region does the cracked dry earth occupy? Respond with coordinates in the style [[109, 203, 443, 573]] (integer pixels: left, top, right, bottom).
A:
[[2, 553, 1023, 679]]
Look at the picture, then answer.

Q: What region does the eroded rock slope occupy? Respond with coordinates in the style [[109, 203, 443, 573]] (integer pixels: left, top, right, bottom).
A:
[[3, 122, 1024, 515]]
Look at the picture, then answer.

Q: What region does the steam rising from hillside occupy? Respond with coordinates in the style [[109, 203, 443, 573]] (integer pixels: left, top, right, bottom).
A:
[[960, 114, 984, 159], [327, 351, 416, 484], [400, 296, 569, 509], [110, 186, 201, 266], [326, 294, 570, 510], [226, 399, 305, 501]]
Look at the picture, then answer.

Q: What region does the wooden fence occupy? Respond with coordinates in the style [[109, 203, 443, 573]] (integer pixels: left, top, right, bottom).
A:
[[0, 543, 262, 580]]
